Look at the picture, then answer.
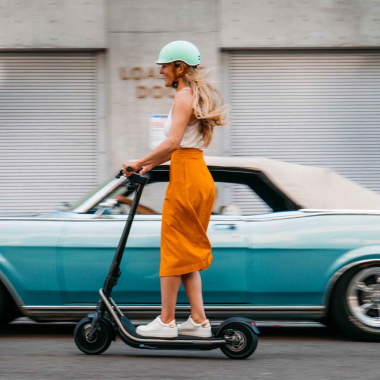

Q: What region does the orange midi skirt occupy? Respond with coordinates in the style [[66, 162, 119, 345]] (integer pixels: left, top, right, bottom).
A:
[[159, 147, 215, 277]]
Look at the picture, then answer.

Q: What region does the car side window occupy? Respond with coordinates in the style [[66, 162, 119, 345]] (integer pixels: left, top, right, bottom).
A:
[[131, 181, 168, 215], [91, 181, 169, 215], [89, 176, 272, 216], [217, 183, 273, 216], [98, 181, 225, 215]]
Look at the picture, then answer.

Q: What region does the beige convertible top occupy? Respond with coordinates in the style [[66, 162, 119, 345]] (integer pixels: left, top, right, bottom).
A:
[[198, 156, 380, 210]]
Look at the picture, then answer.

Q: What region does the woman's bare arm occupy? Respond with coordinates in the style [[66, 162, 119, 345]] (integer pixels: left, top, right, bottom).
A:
[[152, 153, 172, 167], [135, 91, 193, 167], [114, 195, 159, 215]]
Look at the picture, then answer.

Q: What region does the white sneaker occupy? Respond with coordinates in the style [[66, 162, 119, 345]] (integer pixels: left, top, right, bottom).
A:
[[178, 316, 212, 338], [136, 316, 178, 338]]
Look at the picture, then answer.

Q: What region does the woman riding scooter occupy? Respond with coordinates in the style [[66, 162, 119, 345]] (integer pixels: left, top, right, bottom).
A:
[[122, 40, 227, 338]]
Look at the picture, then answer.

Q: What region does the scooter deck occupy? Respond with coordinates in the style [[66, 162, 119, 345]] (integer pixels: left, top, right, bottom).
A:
[[136, 334, 222, 341], [121, 316, 222, 342]]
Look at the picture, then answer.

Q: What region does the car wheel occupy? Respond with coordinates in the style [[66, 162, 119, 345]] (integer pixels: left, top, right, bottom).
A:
[[330, 263, 380, 341]]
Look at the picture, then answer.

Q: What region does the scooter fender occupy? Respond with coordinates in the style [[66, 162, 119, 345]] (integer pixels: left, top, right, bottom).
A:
[[213, 317, 260, 337], [87, 313, 117, 341]]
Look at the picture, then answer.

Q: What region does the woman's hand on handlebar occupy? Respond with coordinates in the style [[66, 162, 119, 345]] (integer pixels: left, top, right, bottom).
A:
[[139, 163, 155, 175], [122, 161, 140, 177]]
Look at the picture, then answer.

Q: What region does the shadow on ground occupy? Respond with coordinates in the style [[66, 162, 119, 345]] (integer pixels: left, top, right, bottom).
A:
[[0, 321, 346, 341]]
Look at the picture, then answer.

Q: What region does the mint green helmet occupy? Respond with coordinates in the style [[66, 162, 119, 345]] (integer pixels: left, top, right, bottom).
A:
[[156, 40, 201, 67]]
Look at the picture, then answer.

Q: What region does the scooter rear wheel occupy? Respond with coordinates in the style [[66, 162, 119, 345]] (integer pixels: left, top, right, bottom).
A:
[[220, 323, 258, 359], [74, 317, 112, 355]]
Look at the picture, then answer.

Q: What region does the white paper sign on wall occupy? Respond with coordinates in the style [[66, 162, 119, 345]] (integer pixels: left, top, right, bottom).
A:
[[149, 115, 168, 149]]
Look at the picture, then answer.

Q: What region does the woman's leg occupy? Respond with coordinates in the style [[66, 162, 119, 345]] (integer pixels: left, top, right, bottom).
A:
[[160, 275, 181, 323], [181, 271, 207, 323]]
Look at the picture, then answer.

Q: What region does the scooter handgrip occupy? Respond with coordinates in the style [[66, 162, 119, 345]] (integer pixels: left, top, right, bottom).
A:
[[116, 167, 143, 179], [127, 167, 143, 173]]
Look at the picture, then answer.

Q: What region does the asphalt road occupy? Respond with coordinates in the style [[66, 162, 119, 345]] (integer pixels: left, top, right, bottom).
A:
[[0, 320, 379, 380]]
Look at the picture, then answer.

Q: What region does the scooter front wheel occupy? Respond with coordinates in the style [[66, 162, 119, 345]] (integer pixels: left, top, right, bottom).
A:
[[74, 317, 112, 355], [220, 323, 258, 359]]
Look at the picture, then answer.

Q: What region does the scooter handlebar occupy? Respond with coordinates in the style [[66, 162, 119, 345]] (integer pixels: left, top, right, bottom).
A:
[[126, 166, 142, 173], [116, 167, 141, 178], [116, 168, 149, 185]]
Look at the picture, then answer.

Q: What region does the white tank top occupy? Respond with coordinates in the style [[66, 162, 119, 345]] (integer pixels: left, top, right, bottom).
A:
[[163, 89, 205, 151]]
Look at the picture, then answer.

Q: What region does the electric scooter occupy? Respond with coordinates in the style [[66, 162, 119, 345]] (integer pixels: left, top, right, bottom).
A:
[[74, 168, 259, 359]]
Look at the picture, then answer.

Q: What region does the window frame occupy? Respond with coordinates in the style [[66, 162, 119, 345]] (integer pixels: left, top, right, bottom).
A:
[[74, 165, 299, 215]]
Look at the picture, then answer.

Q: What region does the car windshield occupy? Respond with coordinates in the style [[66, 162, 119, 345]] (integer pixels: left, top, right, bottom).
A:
[[65, 178, 115, 211]]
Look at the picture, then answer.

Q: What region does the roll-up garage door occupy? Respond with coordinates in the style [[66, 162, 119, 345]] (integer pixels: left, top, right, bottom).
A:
[[0, 52, 98, 215], [228, 50, 380, 214]]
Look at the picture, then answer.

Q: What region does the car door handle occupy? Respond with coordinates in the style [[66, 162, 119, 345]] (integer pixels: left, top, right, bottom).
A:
[[214, 224, 237, 230]]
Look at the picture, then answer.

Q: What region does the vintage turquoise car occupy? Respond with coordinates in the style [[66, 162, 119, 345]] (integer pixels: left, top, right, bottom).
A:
[[1, 157, 380, 341]]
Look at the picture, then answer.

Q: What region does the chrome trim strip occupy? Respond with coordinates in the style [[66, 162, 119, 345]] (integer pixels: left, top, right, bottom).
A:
[[324, 259, 380, 308], [0, 217, 242, 222], [2, 211, 380, 223], [0, 217, 164, 222], [99, 289, 226, 345], [23, 305, 325, 311], [300, 209, 380, 215]]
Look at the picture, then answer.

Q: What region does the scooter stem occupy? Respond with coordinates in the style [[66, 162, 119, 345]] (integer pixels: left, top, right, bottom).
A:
[[88, 171, 148, 341], [103, 173, 148, 296]]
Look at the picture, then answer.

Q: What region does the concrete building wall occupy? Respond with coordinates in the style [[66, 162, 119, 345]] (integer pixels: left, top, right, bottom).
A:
[[3, 0, 380, 176], [107, 0, 222, 172], [2, 0, 380, 181], [0, 0, 107, 49], [221, 0, 380, 48]]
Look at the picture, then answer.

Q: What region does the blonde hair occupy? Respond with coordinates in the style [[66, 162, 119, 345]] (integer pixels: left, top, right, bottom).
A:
[[180, 64, 228, 149]]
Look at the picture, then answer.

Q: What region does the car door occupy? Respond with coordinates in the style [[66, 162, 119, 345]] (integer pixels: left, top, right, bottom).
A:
[[60, 214, 163, 305], [201, 216, 250, 304], [0, 219, 65, 307], [60, 177, 251, 306], [245, 212, 333, 306]]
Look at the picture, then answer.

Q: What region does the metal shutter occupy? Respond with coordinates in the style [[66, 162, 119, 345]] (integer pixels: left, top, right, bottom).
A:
[[0, 52, 98, 214], [228, 50, 380, 214]]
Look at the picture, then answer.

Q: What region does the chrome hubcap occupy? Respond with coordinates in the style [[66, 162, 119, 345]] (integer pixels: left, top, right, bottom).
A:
[[347, 267, 380, 328]]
